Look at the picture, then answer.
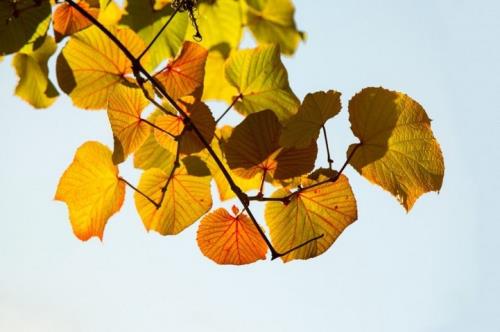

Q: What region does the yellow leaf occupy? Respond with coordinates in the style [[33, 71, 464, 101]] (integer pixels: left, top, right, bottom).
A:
[[52, 1, 99, 42], [135, 166, 212, 235], [265, 174, 357, 262], [96, 0, 122, 25], [225, 110, 317, 180], [154, 41, 208, 100], [197, 207, 268, 265], [225, 44, 300, 122], [347, 87, 445, 211], [56, 25, 147, 110], [280, 90, 342, 148], [0, 0, 51, 55], [107, 82, 151, 163], [202, 50, 238, 103], [121, 0, 188, 70], [186, 0, 242, 51], [154, 101, 216, 155], [205, 127, 262, 201], [55, 141, 126, 241], [245, 0, 304, 56], [12, 36, 59, 109]]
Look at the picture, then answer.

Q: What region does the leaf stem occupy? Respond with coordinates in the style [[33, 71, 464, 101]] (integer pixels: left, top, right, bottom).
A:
[[322, 125, 334, 169], [141, 118, 177, 139], [215, 94, 242, 125], [158, 142, 181, 208], [119, 177, 159, 209]]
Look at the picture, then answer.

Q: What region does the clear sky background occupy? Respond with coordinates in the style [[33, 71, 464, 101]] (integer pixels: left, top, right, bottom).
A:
[[1, 0, 499, 331]]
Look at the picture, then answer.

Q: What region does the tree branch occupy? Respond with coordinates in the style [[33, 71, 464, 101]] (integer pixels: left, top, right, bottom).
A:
[[322, 125, 334, 169], [119, 177, 159, 209]]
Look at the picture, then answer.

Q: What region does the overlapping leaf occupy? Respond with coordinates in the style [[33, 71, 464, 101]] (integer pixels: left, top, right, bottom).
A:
[[206, 127, 262, 201], [12, 36, 59, 109], [245, 0, 304, 55], [107, 83, 151, 163], [154, 101, 215, 155], [121, 0, 188, 70], [197, 207, 267, 265], [265, 174, 357, 262], [347, 87, 444, 211], [280, 90, 342, 148], [225, 110, 317, 180], [202, 51, 239, 103], [154, 41, 208, 100], [55, 141, 125, 241], [225, 44, 300, 122], [134, 166, 212, 235], [0, 0, 51, 55], [56, 25, 147, 109], [53, 1, 99, 42]]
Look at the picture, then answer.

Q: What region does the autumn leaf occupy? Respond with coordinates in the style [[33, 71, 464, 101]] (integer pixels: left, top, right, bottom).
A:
[[154, 101, 216, 155], [202, 50, 239, 104], [225, 44, 300, 122], [186, 0, 242, 51], [225, 110, 317, 180], [55, 141, 126, 241], [154, 41, 208, 100], [205, 127, 262, 201], [107, 82, 151, 163], [134, 166, 212, 235], [12, 36, 59, 109], [245, 0, 305, 56], [265, 174, 357, 262], [56, 25, 147, 110], [121, 0, 188, 70], [0, 0, 51, 55], [52, 1, 99, 42], [280, 90, 342, 148], [347, 87, 445, 211], [197, 207, 268, 265]]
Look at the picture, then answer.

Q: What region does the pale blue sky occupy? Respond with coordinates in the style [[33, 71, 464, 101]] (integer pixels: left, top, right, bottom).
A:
[[1, 1, 499, 331]]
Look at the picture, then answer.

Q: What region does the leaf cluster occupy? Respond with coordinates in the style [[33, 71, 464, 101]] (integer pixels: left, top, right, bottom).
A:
[[0, 0, 445, 265]]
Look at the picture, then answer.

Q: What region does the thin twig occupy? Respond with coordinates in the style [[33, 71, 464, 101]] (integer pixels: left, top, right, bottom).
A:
[[158, 142, 181, 208], [215, 94, 242, 125], [141, 118, 177, 139], [137, 5, 181, 61], [322, 125, 334, 169], [119, 177, 159, 209]]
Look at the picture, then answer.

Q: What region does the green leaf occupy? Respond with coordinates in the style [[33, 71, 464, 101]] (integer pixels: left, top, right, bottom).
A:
[[245, 0, 304, 56], [121, 0, 188, 70], [347, 87, 445, 211], [0, 0, 51, 55], [12, 36, 59, 109], [225, 44, 300, 122], [280, 90, 342, 148]]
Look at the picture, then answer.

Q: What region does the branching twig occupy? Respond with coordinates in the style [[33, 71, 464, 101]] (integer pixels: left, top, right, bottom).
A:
[[215, 94, 242, 125], [119, 177, 160, 209]]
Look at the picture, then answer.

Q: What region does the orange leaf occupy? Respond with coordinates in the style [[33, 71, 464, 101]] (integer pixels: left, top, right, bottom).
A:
[[53, 1, 99, 42], [55, 141, 125, 241], [197, 207, 268, 265], [107, 83, 151, 163], [155, 41, 208, 100]]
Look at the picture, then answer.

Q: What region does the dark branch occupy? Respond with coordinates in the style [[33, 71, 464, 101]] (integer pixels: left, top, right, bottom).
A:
[[215, 94, 242, 125], [119, 177, 159, 209], [322, 125, 334, 169]]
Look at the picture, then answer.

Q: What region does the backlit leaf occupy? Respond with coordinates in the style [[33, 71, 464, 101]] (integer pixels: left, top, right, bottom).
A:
[[107, 83, 150, 163], [52, 1, 99, 42], [0, 0, 51, 55], [280, 90, 342, 148], [265, 174, 357, 262], [225, 44, 300, 122], [197, 207, 267, 265], [347, 87, 445, 211], [202, 50, 238, 103], [135, 166, 212, 235], [56, 25, 147, 110], [55, 141, 126, 241], [154, 101, 215, 155], [186, 0, 242, 51], [225, 110, 317, 180], [12, 35, 59, 109], [245, 0, 304, 55], [121, 0, 188, 70], [154, 41, 208, 100], [96, 0, 122, 25], [206, 127, 262, 201]]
